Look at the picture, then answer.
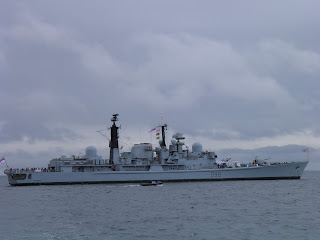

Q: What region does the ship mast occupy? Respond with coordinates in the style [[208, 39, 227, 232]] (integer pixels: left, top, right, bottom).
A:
[[109, 114, 120, 165], [159, 112, 167, 148]]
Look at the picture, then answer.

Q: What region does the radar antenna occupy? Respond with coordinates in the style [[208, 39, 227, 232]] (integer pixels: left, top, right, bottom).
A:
[[111, 114, 119, 123]]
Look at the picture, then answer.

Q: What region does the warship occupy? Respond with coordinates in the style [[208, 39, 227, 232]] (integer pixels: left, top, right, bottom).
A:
[[4, 114, 308, 186]]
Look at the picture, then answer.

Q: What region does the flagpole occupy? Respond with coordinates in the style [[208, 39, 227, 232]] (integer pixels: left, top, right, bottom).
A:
[[302, 148, 309, 162], [1, 157, 9, 169], [161, 112, 163, 126]]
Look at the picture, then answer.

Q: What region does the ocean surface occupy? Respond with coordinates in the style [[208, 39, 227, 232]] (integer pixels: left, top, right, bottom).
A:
[[1, 172, 319, 240]]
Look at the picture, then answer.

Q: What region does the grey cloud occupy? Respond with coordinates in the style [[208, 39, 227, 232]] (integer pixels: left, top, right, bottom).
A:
[[1, 17, 318, 141], [1, 1, 320, 170]]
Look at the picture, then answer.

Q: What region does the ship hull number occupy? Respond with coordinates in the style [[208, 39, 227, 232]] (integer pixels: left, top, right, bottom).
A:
[[211, 172, 221, 178]]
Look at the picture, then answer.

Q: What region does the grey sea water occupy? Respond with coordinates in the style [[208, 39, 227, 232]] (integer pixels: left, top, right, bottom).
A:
[[0, 172, 319, 240]]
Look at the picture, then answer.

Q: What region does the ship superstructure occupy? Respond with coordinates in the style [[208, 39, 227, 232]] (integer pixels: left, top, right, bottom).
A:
[[4, 114, 309, 186]]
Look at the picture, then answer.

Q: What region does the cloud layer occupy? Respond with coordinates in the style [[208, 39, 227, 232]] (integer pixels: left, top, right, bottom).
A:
[[1, 1, 320, 170]]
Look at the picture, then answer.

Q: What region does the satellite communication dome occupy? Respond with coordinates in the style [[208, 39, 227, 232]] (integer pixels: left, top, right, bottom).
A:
[[86, 146, 97, 158], [192, 142, 203, 153]]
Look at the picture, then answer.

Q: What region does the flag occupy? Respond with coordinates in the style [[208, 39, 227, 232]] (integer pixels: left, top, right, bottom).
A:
[[0, 156, 5, 163], [221, 158, 231, 162], [302, 148, 309, 152], [148, 128, 156, 133]]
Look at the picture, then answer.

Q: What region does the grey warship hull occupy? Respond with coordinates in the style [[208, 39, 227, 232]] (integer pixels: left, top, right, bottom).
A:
[[4, 114, 309, 186], [5, 161, 308, 186]]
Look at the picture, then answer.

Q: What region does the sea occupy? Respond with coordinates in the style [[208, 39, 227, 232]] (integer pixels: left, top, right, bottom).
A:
[[0, 172, 319, 240]]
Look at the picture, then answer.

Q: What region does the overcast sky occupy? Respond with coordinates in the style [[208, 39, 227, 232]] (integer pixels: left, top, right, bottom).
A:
[[1, 1, 319, 170]]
